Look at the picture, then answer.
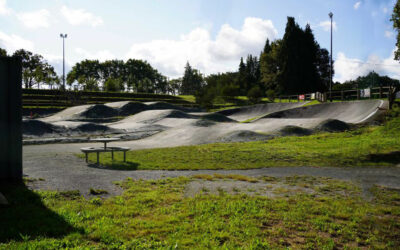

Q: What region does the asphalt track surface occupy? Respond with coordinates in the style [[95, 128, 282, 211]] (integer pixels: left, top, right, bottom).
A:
[[22, 99, 397, 195]]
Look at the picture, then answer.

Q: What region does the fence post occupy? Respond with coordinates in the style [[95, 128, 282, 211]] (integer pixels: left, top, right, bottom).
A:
[[379, 86, 382, 99], [341, 90, 344, 101], [357, 89, 360, 100], [0, 57, 22, 181]]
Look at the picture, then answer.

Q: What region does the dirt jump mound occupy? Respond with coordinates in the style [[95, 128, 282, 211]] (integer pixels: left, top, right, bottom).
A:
[[262, 100, 385, 124], [200, 113, 236, 123], [79, 104, 119, 119], [23, 119, 63, 136], [278, 125, 313, 136], [71, 123, 117, 133], [217, 102, 306, 122], [113, 102, 148, 116], [219, 130, 273, 142], [315, 119, 351, 132]]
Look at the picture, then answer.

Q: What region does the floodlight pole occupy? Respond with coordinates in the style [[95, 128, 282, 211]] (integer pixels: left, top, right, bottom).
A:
[[329, 12, 333, 102], [60, 33, 67, 90]]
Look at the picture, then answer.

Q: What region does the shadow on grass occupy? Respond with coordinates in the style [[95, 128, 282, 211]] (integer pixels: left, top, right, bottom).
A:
[[367, 151, 400, 164], [0, 181, 80, 243], [87, 161, 140, 171]]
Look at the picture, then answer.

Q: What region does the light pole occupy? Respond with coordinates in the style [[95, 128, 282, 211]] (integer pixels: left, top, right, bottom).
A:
[[329, 12, 333, 102], [60, 33, 67, 90]]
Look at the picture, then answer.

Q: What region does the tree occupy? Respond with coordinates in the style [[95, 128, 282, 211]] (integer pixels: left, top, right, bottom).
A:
[[37, 63, 59, 89], [260, 40, 281, 93], [67, 59, 102, 90], [263, 39, 272, 54], [104, 78, 124, 92], [391, 1, 400, 61], [316, 48, 333, 91], [124, 59, 167, 93], [238, 57, 247, 95], [247, 86, 263, 104], [180, 62, 203, 95], [261, 17, 333, 95], [0, 47, 7, 56], [390, 1, 400, 109], [195, 86, 217, 109], [167, 78, 182, 95], [244, 55, 260, 93], [12, 49, 58, 89]]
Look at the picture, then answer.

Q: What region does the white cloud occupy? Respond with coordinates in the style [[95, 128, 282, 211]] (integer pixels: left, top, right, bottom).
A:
[[42, 53, 73, 76], [334, 50, 400, 82], [385, 30, 394, 38], [318, 20, 337, 32], [126, 17, 278, 77], [383, 7, 389, 14], [354, 1, 361, 10], [0, 0, 11, 15], [61, 6, 103, 27], [0, 31, 34, 53], [17, 9, 51, 29], [75, 48, 115, 61]]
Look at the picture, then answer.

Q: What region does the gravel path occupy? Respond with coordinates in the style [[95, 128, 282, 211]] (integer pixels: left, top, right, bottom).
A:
[[23, 145, 400, 198]]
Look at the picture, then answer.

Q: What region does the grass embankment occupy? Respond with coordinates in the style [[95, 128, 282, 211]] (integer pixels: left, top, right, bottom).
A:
[[1, 176, 399, 249], [86, 117, 400, 170]]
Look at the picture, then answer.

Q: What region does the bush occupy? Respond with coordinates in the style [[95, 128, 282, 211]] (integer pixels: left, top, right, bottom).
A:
[[221, 84, 239, 101], [104, 78, 124, 92], [266, 89, 276, 102], [195, 88, 216, 109], [247, 86, 263, 104]]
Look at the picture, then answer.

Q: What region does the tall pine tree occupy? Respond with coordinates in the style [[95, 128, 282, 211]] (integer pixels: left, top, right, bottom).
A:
[[180, 62, 203, 95]]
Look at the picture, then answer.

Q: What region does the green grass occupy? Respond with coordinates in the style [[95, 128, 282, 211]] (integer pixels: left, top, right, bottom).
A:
[[84, 116, 400, 169], [1, 176, 399, 249], [178, 95, 196, 103]]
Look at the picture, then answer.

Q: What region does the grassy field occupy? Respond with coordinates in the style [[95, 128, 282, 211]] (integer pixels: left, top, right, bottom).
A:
[[1, 176, 399, 249], [85, 115, 400, 170]]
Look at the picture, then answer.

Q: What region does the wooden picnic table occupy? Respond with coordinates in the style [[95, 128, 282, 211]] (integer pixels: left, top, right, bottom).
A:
[[90, 137, 120, 150], [82, 138, 130, 164]]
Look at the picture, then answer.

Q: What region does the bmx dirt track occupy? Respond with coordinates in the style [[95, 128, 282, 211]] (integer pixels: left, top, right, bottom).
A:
[[24, 99, 387, 147], [21, 99, 397, 196]]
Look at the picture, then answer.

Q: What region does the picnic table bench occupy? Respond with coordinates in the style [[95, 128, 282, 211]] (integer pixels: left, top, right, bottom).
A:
[[81, 138, 130, 164]]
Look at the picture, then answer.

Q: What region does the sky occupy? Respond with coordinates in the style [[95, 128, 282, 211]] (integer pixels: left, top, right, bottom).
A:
[[0, 0, 399, 82]]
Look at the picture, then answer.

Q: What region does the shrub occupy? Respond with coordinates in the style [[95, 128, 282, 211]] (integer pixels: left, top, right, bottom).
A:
[[221, 84, 240, 101], [266, 89, 276, 102], [195, 87, 216, 109], [104, 78, 125, 92], [247, 86, 263, 104]]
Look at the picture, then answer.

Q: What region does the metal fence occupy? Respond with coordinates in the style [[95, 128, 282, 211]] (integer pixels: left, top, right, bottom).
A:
[[278, 87, 390, 102]]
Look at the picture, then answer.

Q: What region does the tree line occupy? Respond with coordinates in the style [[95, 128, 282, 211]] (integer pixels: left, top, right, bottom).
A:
[[1, 49, 60, 89], [66, 59, 169, 94], [192, 17, 334, 107]]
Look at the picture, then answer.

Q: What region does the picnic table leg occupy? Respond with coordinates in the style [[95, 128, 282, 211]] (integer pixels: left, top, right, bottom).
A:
[[111, 150, 114, 161], [97, 152, 99, 164], [104, 142, 107, 150], [85, 153, 88, 163], [124, 151, 126, 162]]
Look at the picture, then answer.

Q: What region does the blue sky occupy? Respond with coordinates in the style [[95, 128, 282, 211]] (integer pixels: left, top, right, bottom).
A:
[[0, 0, 398, 82]]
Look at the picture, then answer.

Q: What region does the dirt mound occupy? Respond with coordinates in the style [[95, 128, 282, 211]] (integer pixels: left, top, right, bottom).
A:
[[145, 102, 185, 111], [315, 119, 351, 132], [278, 126, 312, 136], [23, 119, 62, 136], [192, 119, 217, 127], [116, 102, 148, 116], [217, 102, 307, 122], [164, 110, 195, 119], [80, 104, 119, 119], [219, 130, 272, 142], [201, 113, 235, 123], [71, 123, 116, 133]]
